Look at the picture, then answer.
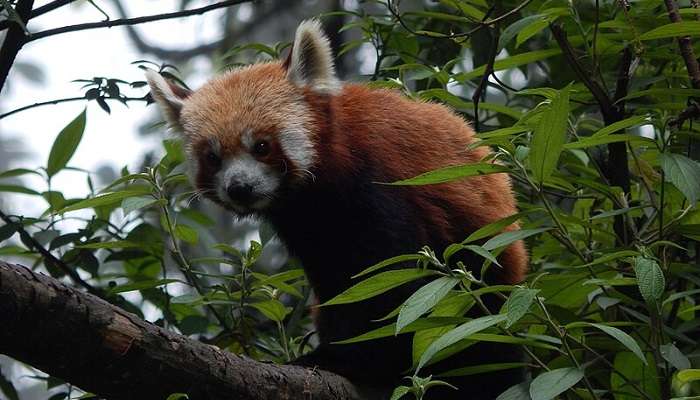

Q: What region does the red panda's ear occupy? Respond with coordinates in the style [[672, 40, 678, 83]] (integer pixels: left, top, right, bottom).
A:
[[144, 69, 192, 131], [286, 19, 340, 94]]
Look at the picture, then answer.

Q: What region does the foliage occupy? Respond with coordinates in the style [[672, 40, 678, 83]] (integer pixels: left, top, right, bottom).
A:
[[2, 0, 700, 399]]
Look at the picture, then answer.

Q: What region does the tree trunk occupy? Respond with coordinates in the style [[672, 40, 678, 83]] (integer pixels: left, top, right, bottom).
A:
[[0, 261, 386, 400]]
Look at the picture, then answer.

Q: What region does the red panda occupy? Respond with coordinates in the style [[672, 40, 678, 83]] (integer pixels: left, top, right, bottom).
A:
[[146, 19, 528, 399]]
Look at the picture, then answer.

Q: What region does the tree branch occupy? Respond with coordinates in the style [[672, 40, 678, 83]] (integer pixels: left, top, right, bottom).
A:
[[0, 0, 34, 93], [664, 0, 700, 89], [0, 261, 385, 400], [0, 95, 148, 120], [550, 23, 631, 244], [472, 26, 501, 132], [26, 0, 254, 42], [550, 24, 618, 123], [664, 0, 700, 126]]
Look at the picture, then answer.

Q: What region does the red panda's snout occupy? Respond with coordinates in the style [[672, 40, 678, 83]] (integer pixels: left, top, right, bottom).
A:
[[185, 126, 312, 216], [211, 134, 283, 214]]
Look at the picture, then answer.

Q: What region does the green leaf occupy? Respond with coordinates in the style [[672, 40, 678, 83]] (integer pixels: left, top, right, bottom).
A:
[[58, 189, 152, 213], [661, 153, 700, 205], [502, 288, 539, 328], [75, 240, 143, 249], [323, 269, 437, 306], [661, 343, 691, 370], [333, 317, 466, 344], [0, 168, 41, 180], [166, 394, 189, 400], [677, 369, 700, 384], [664, 288, 700, 305], [439, 362, 529, 378], [496, 382, 531, 400], [529, 368, 583, 400], [564, 134, 650, 149], [175, 224, 198, 245], [250, 299, 290, 322], [122, 196, 158, 215], [171, 294, 203, 305], [108, 279, 180, 294], [611, 352, 660, 399], [529, 87, 570, 183], [396, 276, 460, 334], [417, 314, 507, 372], [0, 184, 40, 195], [576, 250, 639, 268], [483, 228, 551, 251], [458, 49, 561, 80], [389, 386, 411, 400], [353, 254, 422, 278], [387, 163, 509, 186], [516, 18, 549, 48], [418, 89, 524, 119], [462, 245, 502, 267], [587, 323, 646, 364], [464, 211, 535, 243], [500, 14, 547, 49], [639, 21, 700, 40], [591, 115, 651, 137], [47, 109, 87, 178], [634, 256, 666, 305], [477, 126, 530, 139]]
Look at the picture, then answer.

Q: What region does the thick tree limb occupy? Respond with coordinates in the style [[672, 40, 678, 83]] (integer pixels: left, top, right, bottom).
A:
[[0, 261, 385, 400]]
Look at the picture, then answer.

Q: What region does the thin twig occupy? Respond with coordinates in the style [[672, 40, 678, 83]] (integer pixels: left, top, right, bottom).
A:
[[472, 27, 501, 132], [26, 0, 254, 42], [0, 95, 148, 120]]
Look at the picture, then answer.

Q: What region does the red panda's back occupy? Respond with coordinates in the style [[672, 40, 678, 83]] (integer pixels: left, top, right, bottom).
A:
[[315, 85, 528, 283]]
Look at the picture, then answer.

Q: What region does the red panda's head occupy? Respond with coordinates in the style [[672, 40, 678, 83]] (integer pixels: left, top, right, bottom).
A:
[[145, 20, 338, 215]]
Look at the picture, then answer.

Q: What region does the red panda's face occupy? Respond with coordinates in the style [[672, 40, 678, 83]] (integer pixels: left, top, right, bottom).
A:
[[146, 20, 338, 216], [175, 63, 320, 215], [185, 114, 309, 214]]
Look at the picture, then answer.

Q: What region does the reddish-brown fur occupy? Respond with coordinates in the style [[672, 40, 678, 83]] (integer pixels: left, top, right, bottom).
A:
[[302, 82, 527, 283]]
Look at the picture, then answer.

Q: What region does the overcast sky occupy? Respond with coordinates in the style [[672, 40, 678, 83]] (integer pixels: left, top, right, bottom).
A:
[[1, 1, 229, 204]]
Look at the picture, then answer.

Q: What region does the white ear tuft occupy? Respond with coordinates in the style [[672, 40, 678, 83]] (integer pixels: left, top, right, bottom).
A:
[[286, 19, 340, 94], [144, 69, 191, 131]]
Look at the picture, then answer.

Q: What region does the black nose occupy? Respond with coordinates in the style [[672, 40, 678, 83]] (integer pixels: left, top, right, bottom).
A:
[[227, 182, 254, 202]]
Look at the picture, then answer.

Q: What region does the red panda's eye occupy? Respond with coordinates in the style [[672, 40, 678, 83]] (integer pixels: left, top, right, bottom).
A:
[[205, 151, 220, 167], [252, 140, 270, 157]]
